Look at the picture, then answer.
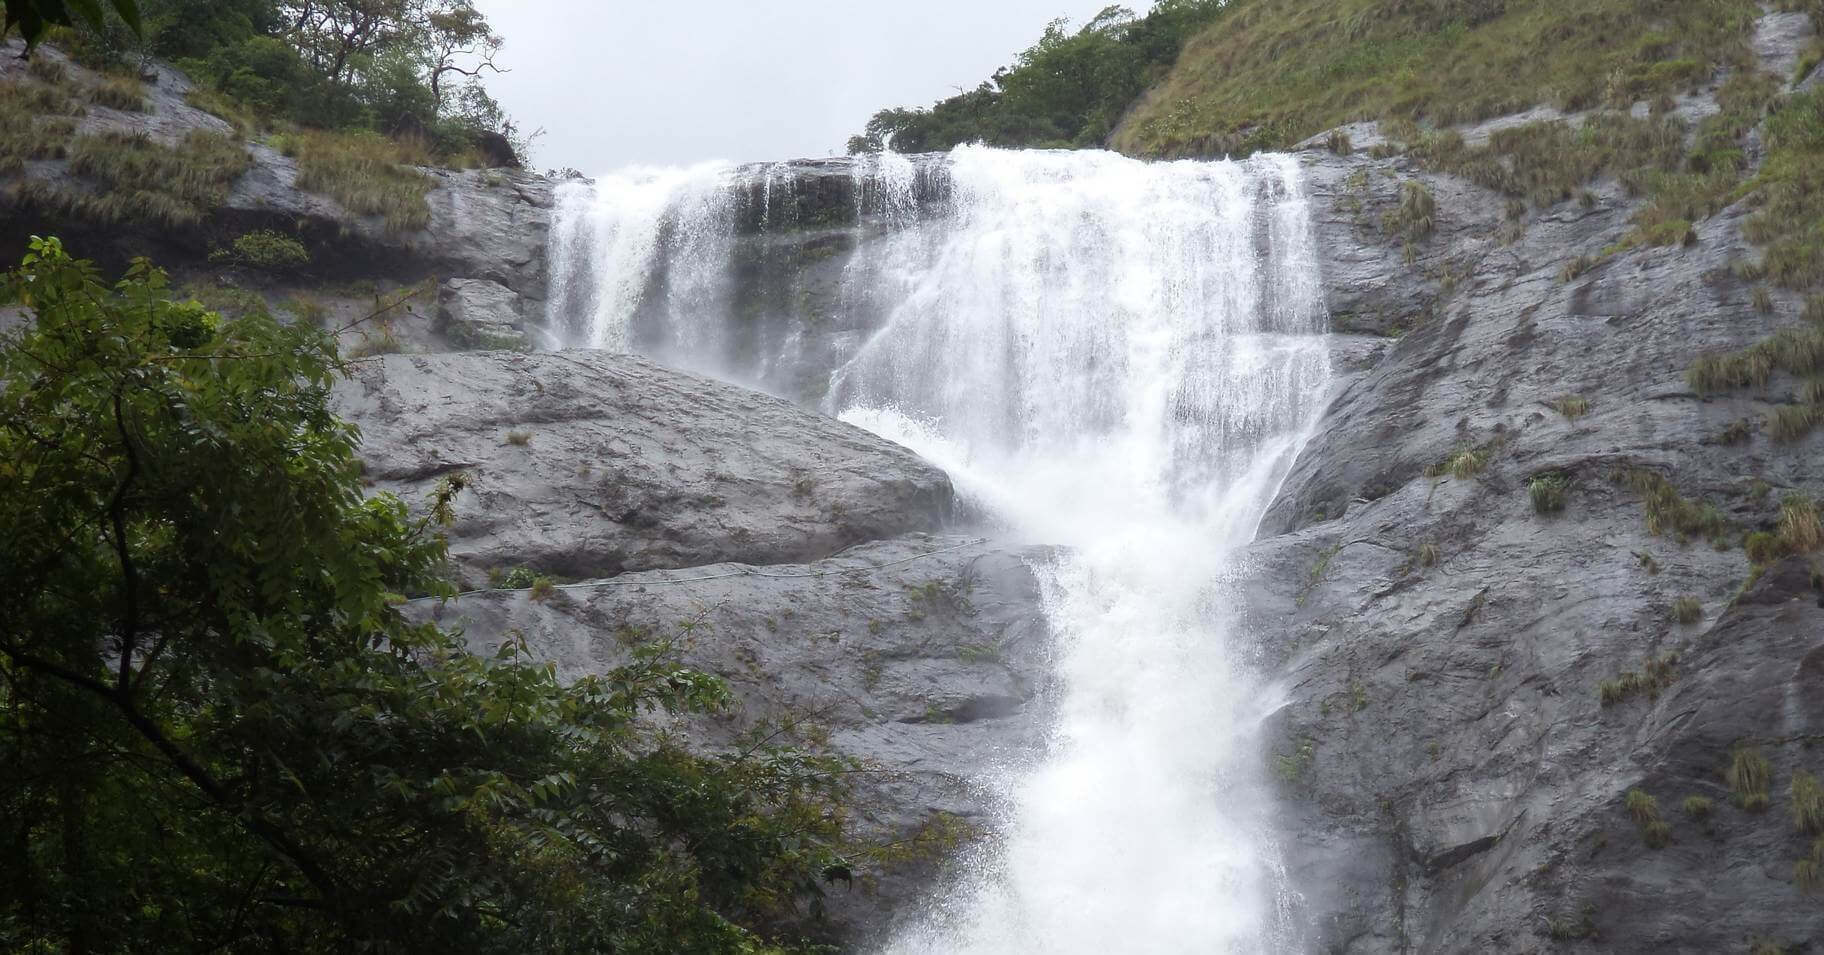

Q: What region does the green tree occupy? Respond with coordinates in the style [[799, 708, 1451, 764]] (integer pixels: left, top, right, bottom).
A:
[[846, 0, 1227, 154], [0, 238, 849, 952]]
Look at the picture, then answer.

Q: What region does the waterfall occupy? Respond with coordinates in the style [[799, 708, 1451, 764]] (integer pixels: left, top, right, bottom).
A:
[[547, 146, 1331, 953]]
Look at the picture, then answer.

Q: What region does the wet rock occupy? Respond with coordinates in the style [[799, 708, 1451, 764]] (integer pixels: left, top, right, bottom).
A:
[[333, 350, 954, 588], [438, 277, 528, 351], [412, 532, 1054, 945], [1250, 12, 1824, 951]]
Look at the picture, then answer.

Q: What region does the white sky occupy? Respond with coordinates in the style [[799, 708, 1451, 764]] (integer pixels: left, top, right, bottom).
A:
[[472, 1, 1117, 173]]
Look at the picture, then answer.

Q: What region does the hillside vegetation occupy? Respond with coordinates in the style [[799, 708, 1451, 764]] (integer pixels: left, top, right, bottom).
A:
[[847, 0, 1226, 152], [1113, 0, 1778, 155]]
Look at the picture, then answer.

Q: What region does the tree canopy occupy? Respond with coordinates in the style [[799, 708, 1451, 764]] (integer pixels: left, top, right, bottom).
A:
[[0, 238, 850, 952], [26, 0, 521, 163], [847, 0, 1228, 153]]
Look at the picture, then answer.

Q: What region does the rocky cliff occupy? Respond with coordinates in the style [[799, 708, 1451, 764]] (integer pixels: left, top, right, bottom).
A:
[[1250, 9, 1824, 952]]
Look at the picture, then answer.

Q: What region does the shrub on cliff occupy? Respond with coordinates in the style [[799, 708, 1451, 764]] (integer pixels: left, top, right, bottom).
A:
[[0, 238, 849, 953]]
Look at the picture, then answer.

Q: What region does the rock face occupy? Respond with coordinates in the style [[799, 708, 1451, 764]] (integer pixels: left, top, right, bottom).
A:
[[0, 39, 552, 351], [414, 532, 1053, 944], [333, 350, 956, 588], [1239, 16, 1824, 952], [438, 277, 530, 350]]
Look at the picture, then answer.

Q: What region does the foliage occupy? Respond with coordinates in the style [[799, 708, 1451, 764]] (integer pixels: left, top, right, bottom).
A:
[[1117, 0, 1760, 157], [44, 0, 523, 165], [1381, 180, 1434, 241], [17, 128, 251, 227], [848, 1, 1228, 153], [0, 239, 850, 953], [208, 228, 311, 271], [83, 74, 146, 111], [1671, 595, 1703, 624], [2, 0, 141, 49], [1742, 88, 1824, 289], [1528, 472, 1568, 514], [272, 127, 435, 232], [1728, 746, 1772, 811], [1681, 795, 1714, 817], [1794, 769, 1824, 835], [1424, 444, 1488, 479], [1548, 394, 1589, 419], [1624, 789, 1671, 848], [1618, 468, 1729, 545], [1597, 652, 1678, 707]]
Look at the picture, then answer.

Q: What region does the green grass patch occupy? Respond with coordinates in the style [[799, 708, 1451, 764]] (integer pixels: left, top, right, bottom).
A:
[[84, 75, 146, 112], [17, 130, 252, 228], [1672, 595, 1703, 624], [1117, 0, 1760, 157], [1529, 472, 1569, 514], [1625, 789, 1672, 848], [1381, 179, 1435, 241], [1741, 89, 1824, 290], [1619, 468, 1730, 544], [272, 129, 435, 233], [1548, 394, 1590, 419], [208, 230, 310, 272], [1687, 325, 1824, 392], [1425, 443, 1489, 479], [1728, 746, 1772, 811], [1598, 652, 1679, 707], [1794, 769, 1824, 835]]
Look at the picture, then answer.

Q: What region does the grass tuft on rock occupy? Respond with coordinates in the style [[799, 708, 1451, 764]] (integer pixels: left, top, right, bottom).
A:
[[21, 130, 252, 228], [1728, 747, 1772, 812], [1620, 468, 1729, 544], [1426, 444, 1488, 480], [1793, 769, 1824, 835], [1671, 595, 1703, 624], [273, 129, 434, 233], [1598, 652, 1678, 707], [1529, 473, 1569, 514], [84, 75, 146, 112], [1548, 394, 1590, 419]]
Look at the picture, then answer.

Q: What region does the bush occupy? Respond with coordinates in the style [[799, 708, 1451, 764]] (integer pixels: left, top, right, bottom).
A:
[[1672, 595, 1703, 624], [0, 239, 850, 951], [208, 229, 310, 271]]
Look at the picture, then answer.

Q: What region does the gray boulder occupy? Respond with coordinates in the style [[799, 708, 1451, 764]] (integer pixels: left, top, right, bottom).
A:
[[334, 350, 954, 588], [438, 277, 528, 351]]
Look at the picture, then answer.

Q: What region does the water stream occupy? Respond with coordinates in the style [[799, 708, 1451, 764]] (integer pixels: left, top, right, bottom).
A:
[[548, 146, 1331, 953]]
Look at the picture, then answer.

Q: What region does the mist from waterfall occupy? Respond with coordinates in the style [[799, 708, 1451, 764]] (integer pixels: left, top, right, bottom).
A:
[[547, 146, 1331, 953]]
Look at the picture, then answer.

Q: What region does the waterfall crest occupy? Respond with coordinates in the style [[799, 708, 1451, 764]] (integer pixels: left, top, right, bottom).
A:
[[547, 146, 1331, 953]]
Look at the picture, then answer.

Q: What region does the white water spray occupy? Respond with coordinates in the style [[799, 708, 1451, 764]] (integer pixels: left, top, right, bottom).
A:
[[548, 146, 1331, 952]]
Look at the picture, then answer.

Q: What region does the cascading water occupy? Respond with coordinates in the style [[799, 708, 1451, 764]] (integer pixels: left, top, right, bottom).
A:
[[547, 145, 1331, 953]]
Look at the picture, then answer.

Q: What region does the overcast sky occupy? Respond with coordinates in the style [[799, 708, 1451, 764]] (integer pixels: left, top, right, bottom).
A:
[[472, 1, 1116, 174]]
